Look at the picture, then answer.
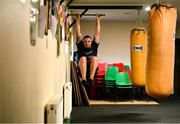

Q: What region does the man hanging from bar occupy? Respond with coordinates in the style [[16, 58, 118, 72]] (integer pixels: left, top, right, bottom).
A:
[[75, 14, 101, 95]]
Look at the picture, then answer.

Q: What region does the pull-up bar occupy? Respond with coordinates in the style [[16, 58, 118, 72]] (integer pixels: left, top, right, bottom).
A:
[[68, 5, 143, 29], [67, 13, 105, 16], [68, 5, 143, 10]]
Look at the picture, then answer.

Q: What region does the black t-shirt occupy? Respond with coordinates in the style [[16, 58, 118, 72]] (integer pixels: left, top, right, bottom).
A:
[[76, 39, 99, 58]]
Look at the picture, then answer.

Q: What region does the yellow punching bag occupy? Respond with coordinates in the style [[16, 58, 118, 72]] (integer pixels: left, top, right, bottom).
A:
[[146, 3, 177, 98], [130, 28, 147, 87]]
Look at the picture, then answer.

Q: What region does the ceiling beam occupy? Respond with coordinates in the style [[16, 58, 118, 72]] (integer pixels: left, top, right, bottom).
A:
[[69, 9, 89, 28], [67, 13, 105, 16], [60, 0, 65, 5], [66, 0, 74, 7], [68, 5, 143, 10]]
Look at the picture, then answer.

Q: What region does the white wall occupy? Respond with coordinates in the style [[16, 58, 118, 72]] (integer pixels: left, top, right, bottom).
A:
[[0, 0, 66, 122], [98, 21, 136, 65]]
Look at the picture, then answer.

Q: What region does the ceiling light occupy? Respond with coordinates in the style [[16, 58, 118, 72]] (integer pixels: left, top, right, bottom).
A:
[[32, 0, 39, 3], [19, 0, 26, 3], [145, 6, 151, 11]]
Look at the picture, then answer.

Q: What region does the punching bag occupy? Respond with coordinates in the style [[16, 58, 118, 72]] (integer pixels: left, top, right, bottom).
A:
[[130, 28, 147, 87], [146, 3, 177, 98]]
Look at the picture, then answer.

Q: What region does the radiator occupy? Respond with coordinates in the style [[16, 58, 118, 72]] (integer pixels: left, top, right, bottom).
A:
[[46, 95, 63, 124], [63, 82, 72, 119]]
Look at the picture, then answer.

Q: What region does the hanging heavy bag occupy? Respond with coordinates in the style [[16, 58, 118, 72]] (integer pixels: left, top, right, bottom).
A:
[[146, 3, 177, 98], [130, 28, 147, 87]]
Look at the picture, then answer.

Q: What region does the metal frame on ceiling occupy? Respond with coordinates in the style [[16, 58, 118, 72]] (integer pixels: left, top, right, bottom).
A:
[[68, 4, 143, 28]]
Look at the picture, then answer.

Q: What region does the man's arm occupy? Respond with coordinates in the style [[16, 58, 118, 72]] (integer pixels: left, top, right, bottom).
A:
[[75, 14, 82, 43], [94, 14, 101, 44]]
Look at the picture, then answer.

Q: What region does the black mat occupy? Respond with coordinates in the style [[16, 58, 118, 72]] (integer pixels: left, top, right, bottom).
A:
[[71, 95, 180, 123]]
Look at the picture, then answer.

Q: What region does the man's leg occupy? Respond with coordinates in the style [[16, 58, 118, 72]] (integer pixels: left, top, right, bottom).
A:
[[89, 56, 98, 80], [78, 56, 87, 80]]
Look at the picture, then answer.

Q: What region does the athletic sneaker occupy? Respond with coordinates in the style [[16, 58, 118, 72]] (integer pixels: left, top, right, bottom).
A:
[[88, 78, 94, 85], [81, 79, 87, 87]]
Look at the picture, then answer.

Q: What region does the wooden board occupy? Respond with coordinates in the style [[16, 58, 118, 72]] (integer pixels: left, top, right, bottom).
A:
[[89, 99, 159, 106]]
